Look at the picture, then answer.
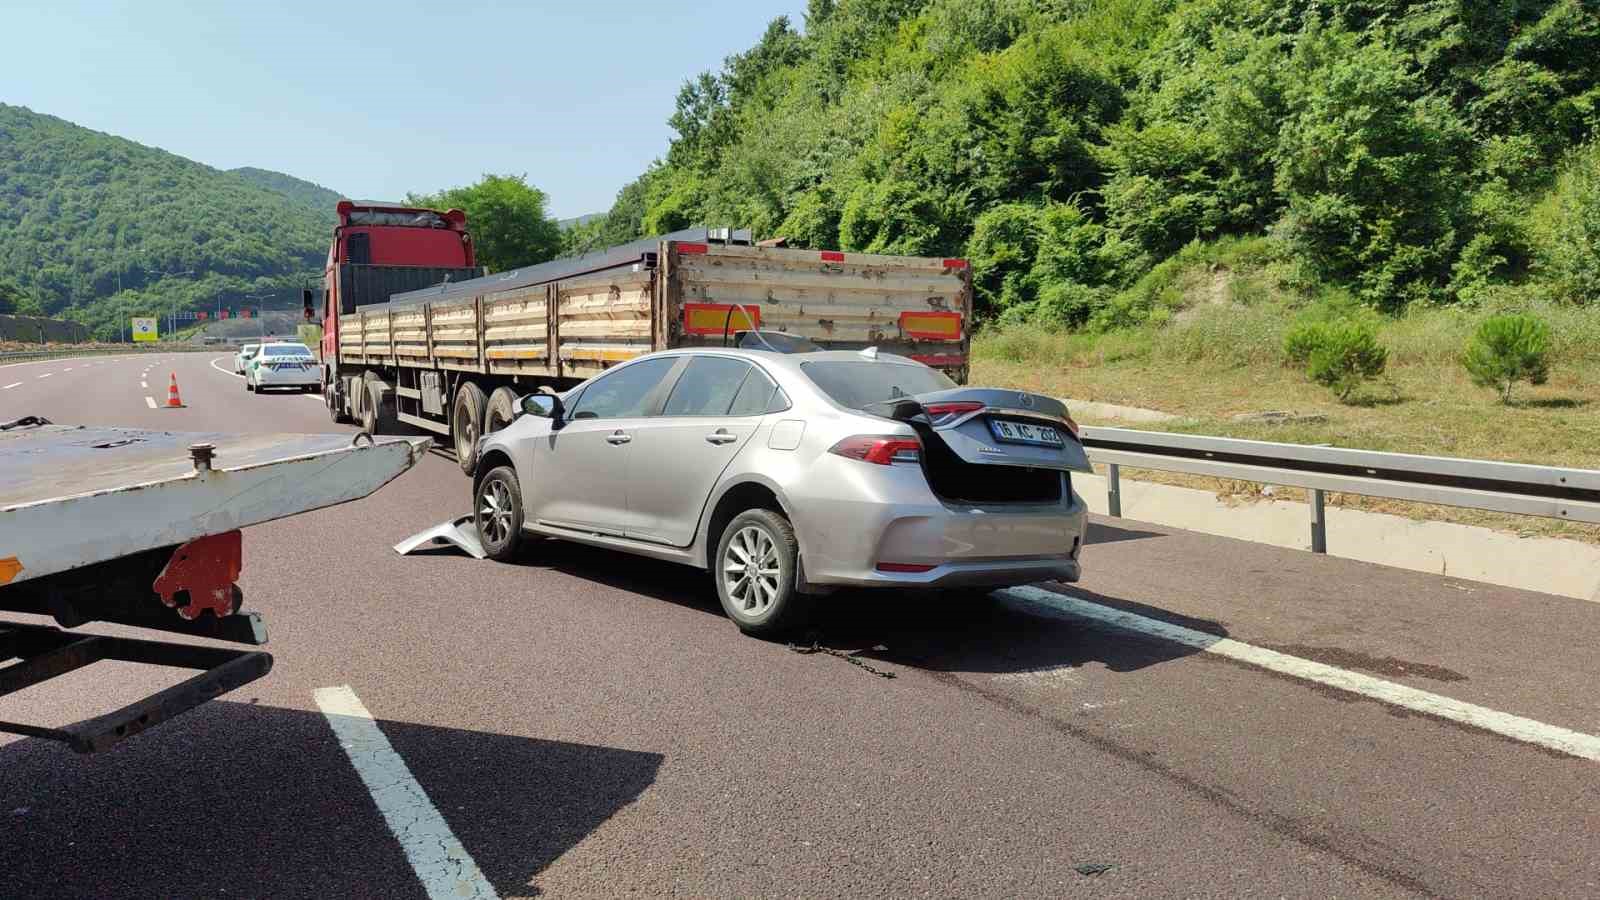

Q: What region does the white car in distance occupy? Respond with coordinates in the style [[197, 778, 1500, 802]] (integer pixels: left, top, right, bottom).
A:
[[234, 344, 260, 374], [246, 342, 321, 394]]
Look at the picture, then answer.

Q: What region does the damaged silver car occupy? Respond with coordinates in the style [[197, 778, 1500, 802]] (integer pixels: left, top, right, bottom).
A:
[[471, 341, 1091, 636]]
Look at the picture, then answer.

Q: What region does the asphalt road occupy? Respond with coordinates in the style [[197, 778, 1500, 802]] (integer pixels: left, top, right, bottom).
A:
[[2, 351, 1597, 898]]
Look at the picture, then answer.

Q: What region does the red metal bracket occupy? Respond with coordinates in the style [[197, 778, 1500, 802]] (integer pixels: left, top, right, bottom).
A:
[[152, 530, 243, 620]]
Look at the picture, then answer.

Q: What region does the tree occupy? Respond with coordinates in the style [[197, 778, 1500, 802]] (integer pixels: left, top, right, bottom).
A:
[[407, 174, 561, 274], [1463, 313, 1551, 403]]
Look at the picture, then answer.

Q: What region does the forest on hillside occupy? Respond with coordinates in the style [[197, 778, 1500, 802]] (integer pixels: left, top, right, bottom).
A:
[[569, 0, 1600, 326], [0, 104, 336, 338]]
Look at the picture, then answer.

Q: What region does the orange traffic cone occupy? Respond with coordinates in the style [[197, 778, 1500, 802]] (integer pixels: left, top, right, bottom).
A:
[[165, 373, 185, 408]]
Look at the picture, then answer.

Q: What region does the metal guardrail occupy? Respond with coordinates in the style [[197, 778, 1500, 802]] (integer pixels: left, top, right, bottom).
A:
[[1080, 426, 1600, 553], [0, 345, 213, 365]]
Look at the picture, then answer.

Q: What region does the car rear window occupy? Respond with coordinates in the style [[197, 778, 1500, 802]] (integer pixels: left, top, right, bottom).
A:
[[262, 345, 312, 357], [800, 361, 955, 409]]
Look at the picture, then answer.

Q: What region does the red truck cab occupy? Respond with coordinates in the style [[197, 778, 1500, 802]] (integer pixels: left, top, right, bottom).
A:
[[315, 201, 477, 362]]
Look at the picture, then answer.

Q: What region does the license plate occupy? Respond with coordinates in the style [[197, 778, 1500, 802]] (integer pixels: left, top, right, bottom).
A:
[[989, 418, 1063, 447]]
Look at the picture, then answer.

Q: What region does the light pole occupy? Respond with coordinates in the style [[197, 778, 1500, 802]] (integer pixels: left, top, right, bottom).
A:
[[154, 269, 194, 340], [245, 292, 273, 341]]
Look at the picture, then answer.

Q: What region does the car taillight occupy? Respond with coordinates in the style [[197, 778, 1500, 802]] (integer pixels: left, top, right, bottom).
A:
[[1062, 412, 1081, 438], [829, 435, 922, 465], [922, 400, 984, 426]]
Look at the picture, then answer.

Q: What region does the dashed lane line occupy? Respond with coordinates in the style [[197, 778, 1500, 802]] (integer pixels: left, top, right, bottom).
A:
[[2, 382, 20, 390], [999, 585, 1600, 762], [144, 396, 157, 409], [35, 373, 50, 379], [313, 686, 499, 900], [140, 381, 148, 389]]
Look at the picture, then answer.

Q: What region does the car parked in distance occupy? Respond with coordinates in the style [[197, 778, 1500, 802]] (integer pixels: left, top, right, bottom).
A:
[[234, 344, 260, 374], [246, 342, 321, 394], [472, 340, 1091, 636]]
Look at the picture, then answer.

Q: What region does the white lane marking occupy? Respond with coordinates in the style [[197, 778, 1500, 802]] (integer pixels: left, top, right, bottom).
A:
[[208, 356, 244, 379], [313, 686, 499, 900], [140, 380, 148, 389], [1000, 586, 1600, 762], [61, 367, 72, 372], [2, 382, 20, 390], [144, 396, 157, 409], [35, 373, 50, 379]]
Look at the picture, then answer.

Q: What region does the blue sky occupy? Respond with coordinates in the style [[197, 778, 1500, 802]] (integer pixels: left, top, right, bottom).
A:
[[7, 0, 804, 218]]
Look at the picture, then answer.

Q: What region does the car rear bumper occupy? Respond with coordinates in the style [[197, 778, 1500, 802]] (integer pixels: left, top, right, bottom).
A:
[[254, 367, 321, 388], [786, 458, 1087, 589]]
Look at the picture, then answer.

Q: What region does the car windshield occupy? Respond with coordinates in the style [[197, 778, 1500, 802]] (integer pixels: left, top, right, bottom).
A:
[[262, 345, 311, 357], [800, 360, 955, 409]]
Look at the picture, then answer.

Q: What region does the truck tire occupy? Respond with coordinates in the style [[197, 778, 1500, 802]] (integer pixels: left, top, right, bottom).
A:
[[452, 381, 487, 475], [362, 376, 398, 435], [485, 386, 519, 436]]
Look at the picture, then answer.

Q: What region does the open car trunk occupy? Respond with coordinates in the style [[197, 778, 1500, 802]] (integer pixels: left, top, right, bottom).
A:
[[867, 388, 1091, 505]]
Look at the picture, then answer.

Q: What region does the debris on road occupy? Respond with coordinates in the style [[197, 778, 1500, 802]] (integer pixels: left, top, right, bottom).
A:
[[393, 515, 486, 559]]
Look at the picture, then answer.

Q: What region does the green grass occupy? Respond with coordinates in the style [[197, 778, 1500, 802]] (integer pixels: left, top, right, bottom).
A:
[[971, 264, 1600, 543]]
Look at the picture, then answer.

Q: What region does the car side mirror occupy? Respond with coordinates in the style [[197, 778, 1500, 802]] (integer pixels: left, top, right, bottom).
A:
[[302, 288, 315, 321], [520, 393, 563, 426]]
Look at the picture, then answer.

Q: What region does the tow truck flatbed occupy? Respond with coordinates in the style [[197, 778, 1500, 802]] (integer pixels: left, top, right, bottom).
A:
[[0, 419, 429, 752]]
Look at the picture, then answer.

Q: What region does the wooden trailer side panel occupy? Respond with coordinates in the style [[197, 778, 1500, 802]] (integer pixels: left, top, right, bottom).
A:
[[553, 268, 656, 380], [661, 243, 971, 381]]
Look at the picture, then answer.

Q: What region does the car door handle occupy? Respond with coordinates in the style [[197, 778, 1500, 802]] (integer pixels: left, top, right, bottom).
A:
[[705, 430, 738, 445], [606, 431, 632, 445]]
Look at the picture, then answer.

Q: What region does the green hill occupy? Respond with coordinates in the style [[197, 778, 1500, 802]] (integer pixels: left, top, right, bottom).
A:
[[578, 0, 1600, 324], [228, 167, 342, 219], [0, 104, 338, 339]]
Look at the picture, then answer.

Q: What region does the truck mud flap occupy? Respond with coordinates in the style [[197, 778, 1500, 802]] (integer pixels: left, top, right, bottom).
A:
[[393, 515, 486, 559], [0, 623, 272, 754]]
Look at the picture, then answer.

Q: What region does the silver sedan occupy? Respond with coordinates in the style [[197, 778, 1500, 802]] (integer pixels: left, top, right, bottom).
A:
[[473, 343, 1091, 636]]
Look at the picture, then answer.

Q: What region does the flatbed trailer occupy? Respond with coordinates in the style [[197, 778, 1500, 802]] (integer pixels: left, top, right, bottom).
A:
[[328, 229, 973, 473], [0, 418, 427, 752]]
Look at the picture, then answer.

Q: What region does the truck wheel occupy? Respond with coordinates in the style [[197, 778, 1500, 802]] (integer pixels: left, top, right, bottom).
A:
[[474, 466, 524, 562], [714, 509, 808, 638], [326, 383, 344, 423], [361, 378, 397, 435], [485, 387, 518, 436], [452, 381, 487, 475]]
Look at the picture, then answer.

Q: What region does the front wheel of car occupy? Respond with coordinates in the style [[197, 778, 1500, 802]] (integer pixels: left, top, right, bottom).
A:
[[475, 466, 524, 562], [715, 509, 806, 637]]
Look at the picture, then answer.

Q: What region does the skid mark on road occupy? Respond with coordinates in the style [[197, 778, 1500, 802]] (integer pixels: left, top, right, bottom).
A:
[[1000, 586, 1600, 762], [313, 686, 499, 900]]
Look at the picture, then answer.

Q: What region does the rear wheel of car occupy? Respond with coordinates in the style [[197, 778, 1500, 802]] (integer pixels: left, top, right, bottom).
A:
[[484, 386, 518, 436], [715, 509, 806, 637], [475, 466, 524, 562], [245, 377, 254, 393], [452, 381, 487, 475]]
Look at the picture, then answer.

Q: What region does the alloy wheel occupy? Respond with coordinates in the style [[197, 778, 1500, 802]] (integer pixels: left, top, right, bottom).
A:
[[479, 478, 514, 546], [722, 525, 781, 617]]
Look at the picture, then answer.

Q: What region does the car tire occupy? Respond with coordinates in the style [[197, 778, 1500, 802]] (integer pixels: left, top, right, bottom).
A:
[[485, 386, 518, 437], [452, 381, 487, 475], [714, 508, 807, 637], [245, 379, 254, 393], [474, 465, 524, 562]]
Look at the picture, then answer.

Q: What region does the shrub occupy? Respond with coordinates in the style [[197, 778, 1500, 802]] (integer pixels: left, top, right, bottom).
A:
[[1463, 313, 1552, 403], [1281, 321, 1326, 365], [1283, 319, 1387, 401]]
